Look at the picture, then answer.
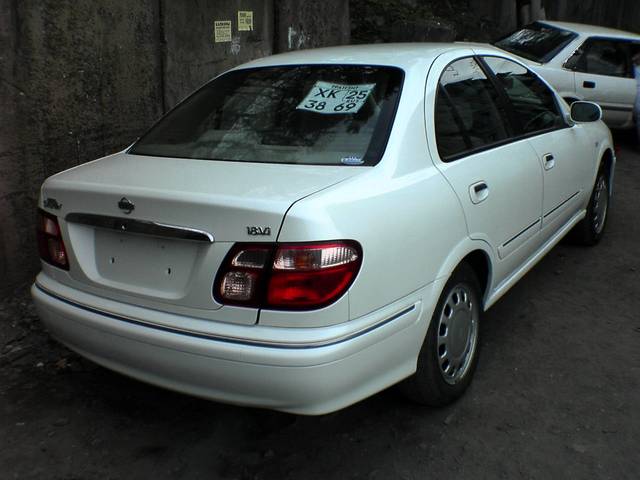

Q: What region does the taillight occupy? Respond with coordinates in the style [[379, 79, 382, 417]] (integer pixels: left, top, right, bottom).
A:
[[214, 241, 362, 310], [36, 209, 69, 270]]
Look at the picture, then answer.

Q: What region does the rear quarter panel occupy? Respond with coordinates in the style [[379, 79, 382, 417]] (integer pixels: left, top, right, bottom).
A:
[[276, 63, 471, 320], [277, 166, 467, 320]]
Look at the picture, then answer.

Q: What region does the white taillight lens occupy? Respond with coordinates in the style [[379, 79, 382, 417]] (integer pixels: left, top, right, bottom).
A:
[[273, 244, 359, 270], [214, 241, 362, 310], [48, 238, 68, 265], [220, 271, 258, 301]]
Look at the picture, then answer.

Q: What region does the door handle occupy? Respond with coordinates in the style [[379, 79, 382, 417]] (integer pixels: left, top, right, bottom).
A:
[[543, 153, 555, 170], [469, 181, 489, 204], [583, 80, 596, 89]]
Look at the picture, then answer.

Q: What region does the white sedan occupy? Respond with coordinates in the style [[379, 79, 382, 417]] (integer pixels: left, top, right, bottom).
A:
[[32, 44, 614, 414], [494, 20, 640, 129]]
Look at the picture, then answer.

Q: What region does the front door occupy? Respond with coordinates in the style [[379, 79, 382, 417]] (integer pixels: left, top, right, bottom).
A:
[[481, 55, 594, 234]]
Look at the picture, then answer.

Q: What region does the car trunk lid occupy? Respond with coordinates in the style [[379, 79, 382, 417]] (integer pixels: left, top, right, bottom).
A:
[[40, 152, 359, 324]]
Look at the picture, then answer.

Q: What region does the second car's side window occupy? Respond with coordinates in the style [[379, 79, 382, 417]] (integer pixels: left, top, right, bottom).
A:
[[482, 56, 564, 135], [569, 38, 631, 78], [435, 57, 510, 161]]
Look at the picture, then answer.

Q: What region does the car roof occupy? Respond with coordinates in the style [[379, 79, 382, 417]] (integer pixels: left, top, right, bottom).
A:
[[539, 20, 640, 40], [236, 43, 462, 70]]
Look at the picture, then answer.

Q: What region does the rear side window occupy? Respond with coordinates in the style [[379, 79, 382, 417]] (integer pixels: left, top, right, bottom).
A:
[[435, 58, 510, 160], [494, 22, 578, 64], [482, 56, 565, 135], [566, 38, 633, 78], [130, 65, 403, 166]]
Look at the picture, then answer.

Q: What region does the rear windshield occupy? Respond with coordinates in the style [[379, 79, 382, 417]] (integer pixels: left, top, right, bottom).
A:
[[494, 22, 578, 63], [130, 65, 404, 166]]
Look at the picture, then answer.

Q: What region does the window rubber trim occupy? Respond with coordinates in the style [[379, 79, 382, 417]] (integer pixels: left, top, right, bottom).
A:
[[436, 54, 572, 163], [436, 55, 515, 162], [128, 64, 406, 167], [565, 37, 639, 79]]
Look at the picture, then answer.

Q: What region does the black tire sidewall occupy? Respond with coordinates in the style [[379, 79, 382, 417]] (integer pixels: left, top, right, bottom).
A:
[[585, 167, 609, 244], [409, 263, 482, 406]]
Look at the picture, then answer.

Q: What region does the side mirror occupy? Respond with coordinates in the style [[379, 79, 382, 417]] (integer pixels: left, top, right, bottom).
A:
[[570, 101, 602, 123]]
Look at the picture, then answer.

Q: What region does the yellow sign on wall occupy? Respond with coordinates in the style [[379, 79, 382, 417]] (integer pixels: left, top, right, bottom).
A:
[[214, 20, 232, 42], [238, 11, 254, 31]]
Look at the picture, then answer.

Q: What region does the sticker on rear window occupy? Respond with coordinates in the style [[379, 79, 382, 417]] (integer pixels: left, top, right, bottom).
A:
[[296, 81, 375, 114], [341, 156, 364, 165]]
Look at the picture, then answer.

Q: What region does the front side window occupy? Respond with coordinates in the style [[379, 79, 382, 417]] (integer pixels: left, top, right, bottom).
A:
[[494, 22, 578, 64], [130, 65, 404, 166], [483, 56, 565, 135], [565, 38, 632, 78], [435, 57, 510, 160]]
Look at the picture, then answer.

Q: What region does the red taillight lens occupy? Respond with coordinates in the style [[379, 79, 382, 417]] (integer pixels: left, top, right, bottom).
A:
[[214, 241, 362, 310], [267, 243, 361, 309], [36, 210, 69, 270]]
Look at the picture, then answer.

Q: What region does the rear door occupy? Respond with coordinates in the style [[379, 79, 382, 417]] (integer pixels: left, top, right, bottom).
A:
[[567, 37, 636, 127], [426, 54, 544, 284]]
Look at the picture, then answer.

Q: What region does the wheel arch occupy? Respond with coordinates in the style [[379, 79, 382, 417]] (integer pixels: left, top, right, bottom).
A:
[[600, 147, 615, 194], [462, 250, 491, 305], [435, 239, 494, 309]]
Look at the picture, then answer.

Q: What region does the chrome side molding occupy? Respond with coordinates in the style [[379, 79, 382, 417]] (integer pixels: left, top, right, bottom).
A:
[[65, 213, 214, 243]]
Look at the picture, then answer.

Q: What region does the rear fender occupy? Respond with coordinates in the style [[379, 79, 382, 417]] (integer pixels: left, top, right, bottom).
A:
[[434, 237, 495, 308]]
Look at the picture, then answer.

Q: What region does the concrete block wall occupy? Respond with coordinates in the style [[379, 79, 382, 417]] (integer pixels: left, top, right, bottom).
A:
[[0, 0, 350, 295], [274, 0, 350, 52], [1, 0, 164, 295], [162, 0, 275, 109], [543, 0, 640, 34], [2, 0, 638, 295]]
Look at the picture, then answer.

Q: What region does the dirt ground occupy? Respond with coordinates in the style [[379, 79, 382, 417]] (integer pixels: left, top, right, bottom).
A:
[[1, 135, 639, 480]]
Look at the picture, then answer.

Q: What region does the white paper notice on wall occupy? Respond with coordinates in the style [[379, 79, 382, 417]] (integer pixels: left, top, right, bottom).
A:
[[238, 11, 253, 31], [214, 20, 232, 42], [296, 81, 376, 114]]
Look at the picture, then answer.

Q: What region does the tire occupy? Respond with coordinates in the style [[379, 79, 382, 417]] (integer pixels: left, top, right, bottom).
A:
[[400, 262, 482, 407], [570, 165, 610, 246]]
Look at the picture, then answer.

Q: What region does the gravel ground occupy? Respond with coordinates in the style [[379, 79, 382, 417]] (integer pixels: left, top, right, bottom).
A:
[[1, 136, 639, 480]]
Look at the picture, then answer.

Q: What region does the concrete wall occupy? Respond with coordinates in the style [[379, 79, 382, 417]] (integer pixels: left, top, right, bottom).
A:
[[2, 0, 638, 295], [1, 0, 164, 295], [0, 0, 350, 295], [543, 0, 640, 34], [162, 0, 275, 109], [274, 0, 350, 52]]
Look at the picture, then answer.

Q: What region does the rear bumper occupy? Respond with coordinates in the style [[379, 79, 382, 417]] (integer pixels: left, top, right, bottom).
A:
[[32, 274, 440, 414]]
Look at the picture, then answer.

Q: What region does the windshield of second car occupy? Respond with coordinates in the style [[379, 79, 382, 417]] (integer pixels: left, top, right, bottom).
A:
[[129, 65, 403, 166], [494, 22, 577, 63]]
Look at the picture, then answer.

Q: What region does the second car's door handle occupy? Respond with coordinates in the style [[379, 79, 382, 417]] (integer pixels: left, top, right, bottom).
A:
[[583, 80, 596, 89], [543, 153, 555, 170], [469, 181, 489, 204]]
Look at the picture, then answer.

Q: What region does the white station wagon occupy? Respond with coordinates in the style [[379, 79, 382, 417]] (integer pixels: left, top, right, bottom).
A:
[[32, 44, 614, 414], [494, 20, 640, 129]]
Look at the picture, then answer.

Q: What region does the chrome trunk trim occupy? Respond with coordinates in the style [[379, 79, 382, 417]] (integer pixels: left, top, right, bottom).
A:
[[65, 213, 214, 243]]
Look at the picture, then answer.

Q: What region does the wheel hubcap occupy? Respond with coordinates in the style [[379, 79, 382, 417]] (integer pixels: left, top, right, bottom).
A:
[[593, 176, 608, 235], [436, 284, 479, 385]]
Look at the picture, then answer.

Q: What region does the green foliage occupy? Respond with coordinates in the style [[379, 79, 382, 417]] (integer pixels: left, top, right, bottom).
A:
[[351, 0, 435, 43], [350, 0, 500, 43]]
